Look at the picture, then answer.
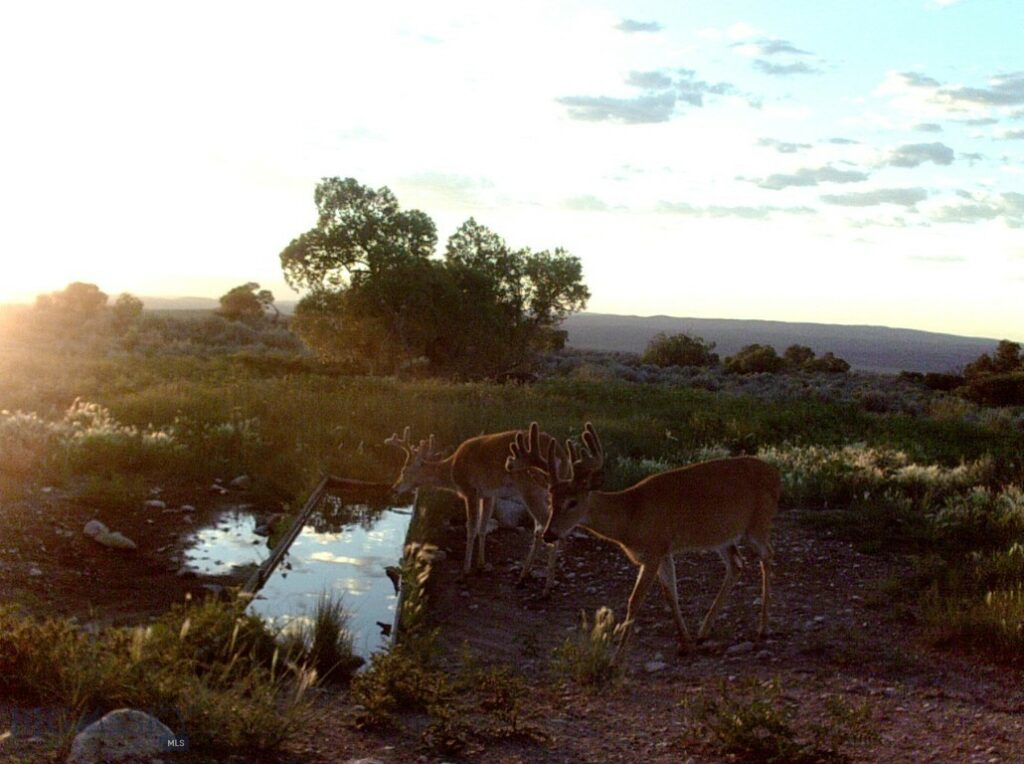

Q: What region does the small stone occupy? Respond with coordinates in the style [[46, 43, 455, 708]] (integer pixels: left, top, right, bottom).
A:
[[230, 474, 252, 490], [29, 565, 44, 577], [144, 499, 167, 510], [756, 650, 772, 661], [644, 660, 669, 673], [83, 519, 109, 539], [726, 641, 755, 656], [179, 504, 196, 513], [813, 615, 827, 624]]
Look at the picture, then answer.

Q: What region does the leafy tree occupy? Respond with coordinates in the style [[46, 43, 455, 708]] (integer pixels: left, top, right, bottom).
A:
[[724, 344, 785, 375], [35, 282, 108, 317], [111, 293, 144, 332], [804, 351, 850, 374], [642, 332, 719, 367], [964, 340, 1023, 379], [782, 344, 815, 367], [217, 282, 278, 322], [280, 178, 589, 376]]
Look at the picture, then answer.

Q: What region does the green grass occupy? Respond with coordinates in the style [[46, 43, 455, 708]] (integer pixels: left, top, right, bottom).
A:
[[551, 607, 624, 690]]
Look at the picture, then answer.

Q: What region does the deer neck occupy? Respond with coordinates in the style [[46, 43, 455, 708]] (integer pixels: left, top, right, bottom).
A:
[[579, 491, 635, 548], [418, 455, 458, 491]]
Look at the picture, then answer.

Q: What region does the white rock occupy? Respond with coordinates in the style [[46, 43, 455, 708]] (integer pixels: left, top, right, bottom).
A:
[[179, 504, 196, 513], [67, 708, 174, 764], [492, 497, 528, 528], [143, 499, 166, 510], [726, 641, 756, 656], [644, 660, 669, 673], [83, 520, 109, 539], [94, 531, 137, 550], [229, 474, 252, 490], [29, 566, 43, 577]]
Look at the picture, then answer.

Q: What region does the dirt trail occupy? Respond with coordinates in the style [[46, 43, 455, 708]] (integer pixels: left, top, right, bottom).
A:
[[301, 509, 1024, 763]]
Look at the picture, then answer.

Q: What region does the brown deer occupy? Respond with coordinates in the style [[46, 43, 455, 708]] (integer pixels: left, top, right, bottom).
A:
[[507, 421, 781, 662], [386, 426, 569, 595]]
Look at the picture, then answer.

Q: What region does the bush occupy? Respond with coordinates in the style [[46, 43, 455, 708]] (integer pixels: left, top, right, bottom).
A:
[[682, 678, 875, 763], [805, 352, 850, 374], [551, 607, 624, 689], [642, 332, 719, 368], [959, 372, 1024, 406], [724, 344, 785, 375]]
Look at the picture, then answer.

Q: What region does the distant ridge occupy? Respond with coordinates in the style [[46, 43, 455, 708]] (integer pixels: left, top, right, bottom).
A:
[[130, 299, 1005, 374], [562, 313, 1007, 374]]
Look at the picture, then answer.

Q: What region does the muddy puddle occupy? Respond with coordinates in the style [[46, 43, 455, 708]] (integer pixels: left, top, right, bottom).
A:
[[184, 495, 415, 660]]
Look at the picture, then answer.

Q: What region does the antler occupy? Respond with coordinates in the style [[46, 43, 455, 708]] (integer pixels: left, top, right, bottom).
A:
[[575, 422, 604, 477], [385, 425, 413, 454], [506, 422, 561, 485]]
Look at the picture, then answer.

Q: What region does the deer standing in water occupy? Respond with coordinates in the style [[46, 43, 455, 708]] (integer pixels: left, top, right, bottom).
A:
[[386, 426, 569, 595], [507, 421, 781, 662]]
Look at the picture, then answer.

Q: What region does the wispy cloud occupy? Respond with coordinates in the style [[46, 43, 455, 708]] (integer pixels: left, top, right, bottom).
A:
[[997, 128, 1024, 140], [657, 201, 815, 219], [883, 142, 955, 168], [732, 37, 812, 57], [821, 188, 928, 207], [615, 19, 663, 33], [758, 137, 813, 153], [912, 122, 943, 132], [755, 165, 869, 190], [558, 68, 734, 123], [564, 195, 611, 212], [556, 92, 676, 124], [754, 59, 821, 76], [930, 192, 1024, 226]]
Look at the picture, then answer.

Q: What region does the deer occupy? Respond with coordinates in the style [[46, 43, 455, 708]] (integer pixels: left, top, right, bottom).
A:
[[385, 426, 570, 596], [506, 421, 781, 663]]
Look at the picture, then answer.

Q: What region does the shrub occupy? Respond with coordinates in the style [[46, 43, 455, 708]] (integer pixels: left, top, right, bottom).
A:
[[959, 372, 1024, 406], [277, 594, 363, 683], [642, 332, 719, 368], [682, 677, 875, 763], [551, 607, 624, 689], [805, 352, 850, 374], [724, 344, 785, 375], [783, 344, 816, 367]]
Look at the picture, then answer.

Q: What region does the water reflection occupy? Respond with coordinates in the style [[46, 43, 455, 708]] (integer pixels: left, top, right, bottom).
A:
[[184, 497, 414, 661]]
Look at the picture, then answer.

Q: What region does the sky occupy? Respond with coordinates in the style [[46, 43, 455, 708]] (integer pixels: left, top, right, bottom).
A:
[[1, 0, 1022, 338]]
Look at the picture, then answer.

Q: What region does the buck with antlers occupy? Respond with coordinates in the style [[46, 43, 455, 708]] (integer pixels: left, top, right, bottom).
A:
[[386, 426, 569, 595], [507, 421, 781, 662]]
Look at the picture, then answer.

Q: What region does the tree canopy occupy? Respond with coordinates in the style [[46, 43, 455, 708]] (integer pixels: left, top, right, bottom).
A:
[[217, 282, 278, 323], [281, 177, 590, 376]]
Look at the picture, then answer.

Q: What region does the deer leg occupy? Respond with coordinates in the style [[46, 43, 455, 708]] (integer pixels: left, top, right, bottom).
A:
[[476, 497, 495, 571], [461, 493, 479, 575], [613, 562, 658, 665], [657, 555, 692, 652], [750, 537, 774, 638], [697, 544, 741, 641], [540, 538, 560, 597], [517, 526, 541, 587]]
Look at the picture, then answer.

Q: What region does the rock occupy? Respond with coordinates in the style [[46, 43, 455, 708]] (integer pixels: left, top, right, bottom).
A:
[[493, 497, 528, 528], [644, 660, 669, 673], [343, 759, 386, 764], [143, 499, 167, 510], [29, 565, 43, 577], [67, 708, 175, 764], [208, 484, 228, 495], [179, 504, 196, 513], [726, 641, 756, 656], [94, 531, 137, 550], [83, 520, 109, 539], [229, 474, 252, 490]]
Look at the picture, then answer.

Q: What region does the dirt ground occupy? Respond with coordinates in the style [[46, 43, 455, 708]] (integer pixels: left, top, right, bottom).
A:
[[2, 490, 1023, 762]]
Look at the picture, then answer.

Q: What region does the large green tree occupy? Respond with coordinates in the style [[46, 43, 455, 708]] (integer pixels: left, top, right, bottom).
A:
[[281, 178, 589, 376]]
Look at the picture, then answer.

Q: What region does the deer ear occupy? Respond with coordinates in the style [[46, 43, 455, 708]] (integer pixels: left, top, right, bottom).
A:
[[587, 471, 605, 490]]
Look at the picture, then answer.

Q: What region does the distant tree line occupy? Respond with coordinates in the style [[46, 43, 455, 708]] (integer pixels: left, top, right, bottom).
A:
[[901, 339, 1024, 406], [279, 177, 589, 377], [641, 332, 850, 375]]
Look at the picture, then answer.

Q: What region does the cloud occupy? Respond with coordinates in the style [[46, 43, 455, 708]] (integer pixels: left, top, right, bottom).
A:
[[656, 201, 814, 219], [897, 71, 941, 89], [883, 142, 955, 168], [559, 69, 734, 122], [821, 188, 928, 207], [912, 122, 943, 132], [961, 117, 999, 126], [564, 195, 610, 212], [960, 151, 985, 164], [758, 138, 812, 153], [827, 137, 860, 145], [754, 59, 821, 76], [626, 70, 673, 89], [935, 72, 1024, 108], [998, 128, 1024, 140], [930, 193, 1024, 227], [756, 165, 869, 190], [397, 172, 493, 205], [615, 19, 663, 33], [733, 37, 812, 57]]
